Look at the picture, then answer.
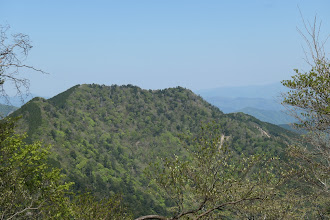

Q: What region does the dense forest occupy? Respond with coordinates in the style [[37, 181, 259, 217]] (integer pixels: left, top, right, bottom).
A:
[[0, 11, 329, 219], [9, 83, 305, 217]]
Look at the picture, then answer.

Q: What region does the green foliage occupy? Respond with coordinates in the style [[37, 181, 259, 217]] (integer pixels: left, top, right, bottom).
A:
[[70, 193, 132, 219], [144, 123, 300, 219], [282, 63, 330, 132], [281, 23, 330, 217], [0, 117, 73, 219], [12, 84, 300, 217], [10, 100, 43, 143], [1, 26, 132, 218], [49, 84, 80, 108]]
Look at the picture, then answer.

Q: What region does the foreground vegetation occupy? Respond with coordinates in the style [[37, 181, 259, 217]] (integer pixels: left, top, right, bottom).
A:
[[0, 117, 132, 219], [1, 112, 328, 219], [0, 18, 329, 219], [11, 83, 303, 217]]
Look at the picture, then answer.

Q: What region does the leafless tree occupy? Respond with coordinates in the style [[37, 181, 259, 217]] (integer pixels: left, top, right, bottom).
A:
[[0, 24, 46, 103]]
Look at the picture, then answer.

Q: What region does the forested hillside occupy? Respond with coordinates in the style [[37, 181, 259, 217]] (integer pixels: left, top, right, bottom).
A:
[[11, 84, 299, 217]]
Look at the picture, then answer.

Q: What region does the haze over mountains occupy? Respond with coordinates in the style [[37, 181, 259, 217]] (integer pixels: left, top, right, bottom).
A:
[[0, 93, 45, 107], [197, 82, 288, 99], [0, 94, 46, 117], [0, 104, 18, 117], [196, 82, 296, 125]]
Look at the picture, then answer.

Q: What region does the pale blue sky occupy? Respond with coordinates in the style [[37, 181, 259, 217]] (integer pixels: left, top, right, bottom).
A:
[[1, 0, 329, 97]]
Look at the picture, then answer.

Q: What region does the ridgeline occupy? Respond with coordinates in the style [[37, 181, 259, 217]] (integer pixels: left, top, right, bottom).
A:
[[11, 84, 298, 217]]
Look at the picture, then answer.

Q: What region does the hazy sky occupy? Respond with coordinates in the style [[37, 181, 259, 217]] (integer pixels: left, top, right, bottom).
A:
[[1, 0, 330, 97]]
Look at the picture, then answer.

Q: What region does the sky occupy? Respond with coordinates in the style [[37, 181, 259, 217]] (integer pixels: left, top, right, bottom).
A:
[[1, 0, 330, 97]]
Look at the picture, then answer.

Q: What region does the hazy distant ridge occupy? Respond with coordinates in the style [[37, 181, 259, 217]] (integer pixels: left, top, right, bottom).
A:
[[197, 83, 295, 125], [197, 83, 288, 99], [235, 107, 296, 125]]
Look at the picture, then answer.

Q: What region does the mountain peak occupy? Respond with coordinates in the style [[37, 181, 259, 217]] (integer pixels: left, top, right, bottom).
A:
[[10, 83, 297, 216]]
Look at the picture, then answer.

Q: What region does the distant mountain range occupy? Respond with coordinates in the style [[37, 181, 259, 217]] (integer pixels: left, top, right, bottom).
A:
[[201, 96, 283, 113], [0, 104, 18, 118], [196, 83, 296, 125], [235, 107, 296, 125], [197, 82, 288, 99], [0, 93, 48, 107]]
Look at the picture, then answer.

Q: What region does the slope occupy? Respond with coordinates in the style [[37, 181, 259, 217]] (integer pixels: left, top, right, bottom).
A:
[[10, 84, 299, 217]]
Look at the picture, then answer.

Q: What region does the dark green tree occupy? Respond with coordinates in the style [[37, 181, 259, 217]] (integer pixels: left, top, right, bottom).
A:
[[70, 193, 132, 220]]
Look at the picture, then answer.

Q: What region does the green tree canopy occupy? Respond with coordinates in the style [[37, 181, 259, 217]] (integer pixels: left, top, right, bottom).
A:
[[0, 117, 72, 219], [281, 16, 329, 218], [138, 123, 299, 219]]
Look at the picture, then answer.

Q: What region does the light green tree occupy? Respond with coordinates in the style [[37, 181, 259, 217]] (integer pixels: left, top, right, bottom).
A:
[[281, 15, 329, 217], [0, 25, 73, 218], [137, 123, 299, 219], [0, 117, 73, 219], [0, 25, 131, 219]]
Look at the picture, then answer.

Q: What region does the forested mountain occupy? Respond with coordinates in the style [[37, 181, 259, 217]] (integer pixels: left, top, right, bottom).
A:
[[11, 84, 299, 217]]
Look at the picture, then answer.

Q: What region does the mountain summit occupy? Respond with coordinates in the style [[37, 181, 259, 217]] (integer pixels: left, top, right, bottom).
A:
[[11, 84, 297, 217]]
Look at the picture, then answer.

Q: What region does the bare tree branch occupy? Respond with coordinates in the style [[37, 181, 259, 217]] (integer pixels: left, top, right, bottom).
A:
[[0, 24, 47, 104], [195, 197, 263, 220], [173, 197, 208, 219], [6, 200, 44, 220]]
